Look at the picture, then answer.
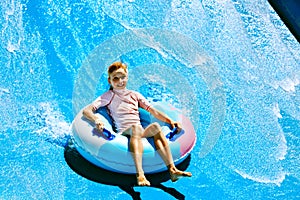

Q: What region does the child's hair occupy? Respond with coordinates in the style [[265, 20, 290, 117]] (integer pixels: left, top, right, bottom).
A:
[[107, 61, 128, 90], [108, 61, 127, 76]]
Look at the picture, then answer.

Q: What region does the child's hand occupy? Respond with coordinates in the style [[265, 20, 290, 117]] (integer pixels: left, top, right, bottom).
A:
[[171, 121, 182, 133], [95, 118, 105, 132]]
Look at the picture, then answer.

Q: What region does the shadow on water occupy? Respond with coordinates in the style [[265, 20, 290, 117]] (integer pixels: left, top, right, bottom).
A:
[[64, 140, 191, 200]]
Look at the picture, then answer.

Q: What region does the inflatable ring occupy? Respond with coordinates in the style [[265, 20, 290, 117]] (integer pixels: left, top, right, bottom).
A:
[[71, 101, 196, 174]]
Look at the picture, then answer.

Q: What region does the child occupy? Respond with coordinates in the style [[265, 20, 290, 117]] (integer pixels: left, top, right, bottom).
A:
[[83, 61, 192, 186]]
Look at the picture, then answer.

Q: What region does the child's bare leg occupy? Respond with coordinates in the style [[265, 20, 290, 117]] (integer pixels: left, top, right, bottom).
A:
[[145, 123, 192, 182], [129, 125, 150, 186]]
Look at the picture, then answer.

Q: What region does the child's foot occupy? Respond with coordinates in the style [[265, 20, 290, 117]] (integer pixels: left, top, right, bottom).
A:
[[137, 174, 150, 186], [169, 168, 192, 182]]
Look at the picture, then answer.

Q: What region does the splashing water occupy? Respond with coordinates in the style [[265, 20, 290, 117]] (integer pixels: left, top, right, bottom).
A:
[[1, 0, 300, 199]]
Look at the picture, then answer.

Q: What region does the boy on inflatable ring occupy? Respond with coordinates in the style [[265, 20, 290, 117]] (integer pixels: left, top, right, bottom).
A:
[[82, 61, 192, 186]]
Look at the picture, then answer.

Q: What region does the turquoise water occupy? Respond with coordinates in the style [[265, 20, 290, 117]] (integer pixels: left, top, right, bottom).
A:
[[1, 0, 300, 199]]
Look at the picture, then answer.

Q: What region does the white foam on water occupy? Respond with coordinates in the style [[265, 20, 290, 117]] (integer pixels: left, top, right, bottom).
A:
[[275, 77, 300, 92], [273, 103, 282, 119], [34, 102, 71, 147], [234, 169, 286, 186], [1, 0, 300, 198], [1, 0, 24, 53]]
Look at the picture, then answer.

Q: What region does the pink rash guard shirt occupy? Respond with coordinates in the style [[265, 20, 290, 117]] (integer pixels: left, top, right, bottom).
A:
[[92, 89, 152, 133]]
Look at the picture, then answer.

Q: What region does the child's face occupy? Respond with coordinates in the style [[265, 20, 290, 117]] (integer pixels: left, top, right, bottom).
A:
[[108, 68, 128, 90]]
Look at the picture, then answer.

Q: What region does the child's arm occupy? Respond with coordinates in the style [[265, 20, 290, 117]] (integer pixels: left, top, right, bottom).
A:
[[82, 104, 104, 131], [148, 107, 182, 130]]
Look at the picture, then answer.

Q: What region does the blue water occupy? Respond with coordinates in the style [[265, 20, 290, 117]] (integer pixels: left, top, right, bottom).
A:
[[1, 0, 300, 199]]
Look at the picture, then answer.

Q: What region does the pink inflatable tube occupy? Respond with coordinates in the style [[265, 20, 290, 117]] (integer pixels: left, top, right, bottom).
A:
[[71, 101, 196, 174]]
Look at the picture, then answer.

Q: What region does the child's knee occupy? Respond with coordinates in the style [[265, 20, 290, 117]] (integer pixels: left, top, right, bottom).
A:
[[148, 122, 162, 136], [152, 122, 161, 131], [131, 124, 143, 137]]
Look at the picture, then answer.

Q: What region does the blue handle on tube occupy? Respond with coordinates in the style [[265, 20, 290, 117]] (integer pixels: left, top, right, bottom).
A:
[[166, 127, 179, 140], [103, 128, 115, 140]]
